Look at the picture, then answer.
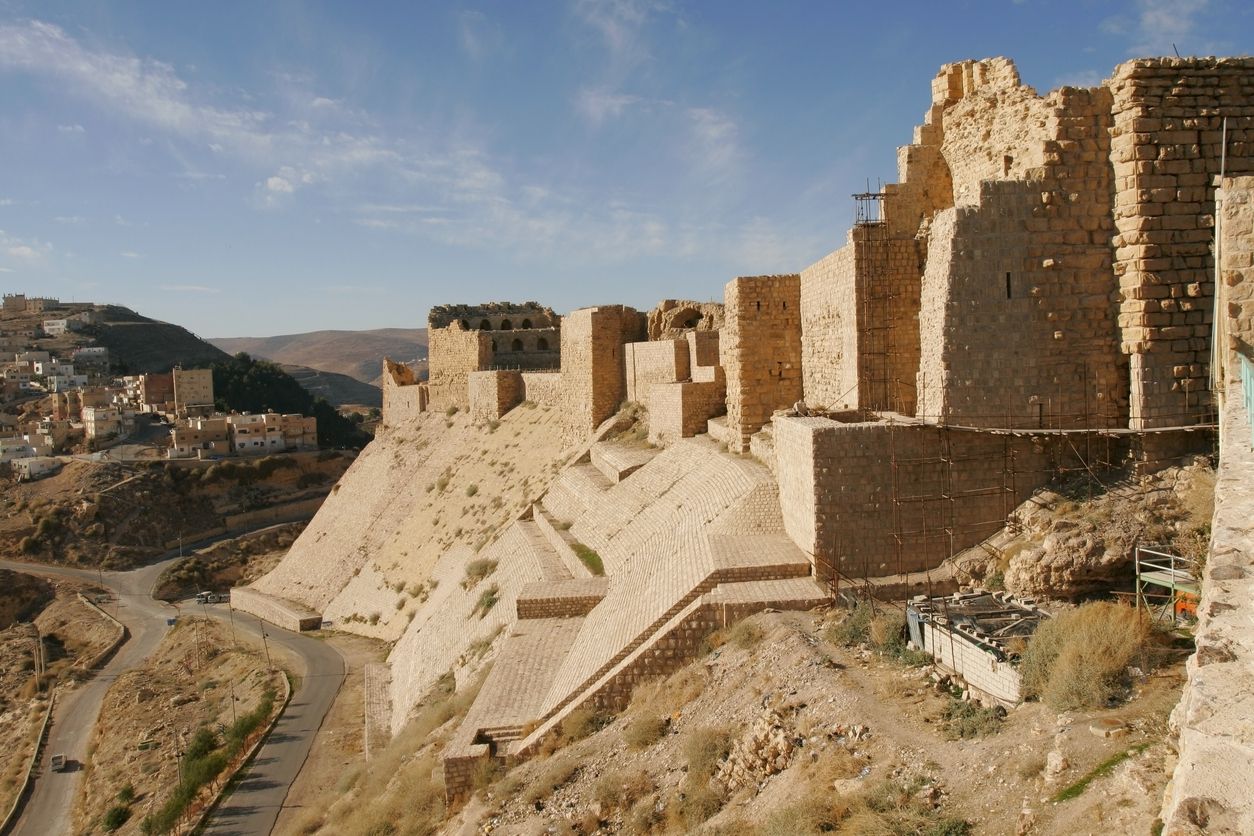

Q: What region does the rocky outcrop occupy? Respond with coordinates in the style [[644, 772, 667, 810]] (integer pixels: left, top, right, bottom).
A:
[[1000, 460, 1213, 600]]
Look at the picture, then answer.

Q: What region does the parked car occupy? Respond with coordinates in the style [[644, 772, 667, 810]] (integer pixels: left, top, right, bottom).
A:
[[194, 591, 227, 604], [50, 753, 67, 772]]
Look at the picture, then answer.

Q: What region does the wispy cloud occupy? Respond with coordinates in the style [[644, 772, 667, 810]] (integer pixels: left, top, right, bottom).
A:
[[120, 250, 141, 259], [159, 283, 218, 293], [0, 229, 52, 262], [0, 267, 13, 273], [0, 198, 14, 206], [57, 122, 85, 133], [686, 107, 741, 182], [573, 0, 665, 65], [53, 215, 84, 224], [575, 87, 642, 125], [457, 10, 504, 62], [1103, 0, 1223, 56]]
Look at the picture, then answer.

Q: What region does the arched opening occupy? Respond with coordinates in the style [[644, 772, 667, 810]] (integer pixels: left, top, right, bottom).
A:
[[521, 318, 532, 329], [492, 339, 498, 351], [460, 319, 470, 330], [479, 319, 492, 330], [501, 319, 513, 330], [537, 337, 549, 350], [511, 338, 523, 351]]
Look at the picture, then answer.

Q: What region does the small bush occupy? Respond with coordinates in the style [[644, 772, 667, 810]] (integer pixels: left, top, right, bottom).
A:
[[524, 758, 577, 804], [728, 619, 765, 650], [559, 706, 609, 744], [465, 483, 479, 497], [624, 715, 667, 750], [1019, 601, 1152, 710], [472, 584, 499, 618], [594, 768, 653, 813], [445, 405, 459, 416], [117, 783, 136, 804], [102, 805, 131, 831], [683, 726, 732, 778], [941, 698, 1003, 739], [826, 602, 873, 646], [668, 780, 724, 830], [435, 475, 450, 492], [571, 543, 604, 576], [367, 611, 381, 625], [463, 559, 498, 586]]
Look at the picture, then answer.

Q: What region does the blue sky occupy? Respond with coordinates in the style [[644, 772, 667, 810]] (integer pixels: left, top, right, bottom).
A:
[[0, 1, 1248, 337]]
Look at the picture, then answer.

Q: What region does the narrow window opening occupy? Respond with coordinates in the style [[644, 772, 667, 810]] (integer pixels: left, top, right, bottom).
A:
[[1005, 272, 1012, 299], [511, 338, 523, 351], [756, 301, 761, 312]]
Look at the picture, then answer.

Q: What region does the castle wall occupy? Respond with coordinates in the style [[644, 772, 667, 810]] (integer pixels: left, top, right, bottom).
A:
[[521, 372, 564, 408], [916, 85, 1124, 429], [1110, 58, 1254, 429], [722, 276, 802, 451], [686, 330, 721, 367], [801, 242, 859, 410], [560, 306, 645, 436], [486, 327, 560, 370], [381, 358, 427, 426], [646, 381, 726, 446], [624, 340, 690, 403], [774, 415, 1058, 584], [469, 371, 524, 422], [427, 324, 491, 412]]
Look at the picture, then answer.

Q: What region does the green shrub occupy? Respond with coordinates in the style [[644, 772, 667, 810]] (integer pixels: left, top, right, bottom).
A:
[[826, 602, 873, 646], [465, 483, 479, 497], [683, 726, 733, 779], [1019, 601, 1151, 710], [472, 584, 499, 618], [102, 805, 131, 831], [117, 783, 136, 804], [941, 698, 1003, 739], [728, 619, 765, 650], [571, 543, 604, 575]]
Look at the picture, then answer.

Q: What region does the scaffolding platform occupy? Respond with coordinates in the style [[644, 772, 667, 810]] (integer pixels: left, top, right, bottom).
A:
[[1135, 545, 1200, 622]]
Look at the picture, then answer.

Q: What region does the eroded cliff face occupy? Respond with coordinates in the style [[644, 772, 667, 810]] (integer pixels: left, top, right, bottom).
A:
[[251, 401, 573, 642]]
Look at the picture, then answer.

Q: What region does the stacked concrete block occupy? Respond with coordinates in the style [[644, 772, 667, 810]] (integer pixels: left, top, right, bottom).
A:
[[468, 370, 523, 422], [1109, 58, 1254, 428], [722, 275, 803, 452]]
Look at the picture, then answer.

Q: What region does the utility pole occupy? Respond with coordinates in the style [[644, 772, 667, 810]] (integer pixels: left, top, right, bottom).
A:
[[259, 617, 273, 669]]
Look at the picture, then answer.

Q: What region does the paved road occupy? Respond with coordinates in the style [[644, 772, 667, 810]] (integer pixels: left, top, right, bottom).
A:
[[199, 609, 344, 836], [0, 535, 345, 836]]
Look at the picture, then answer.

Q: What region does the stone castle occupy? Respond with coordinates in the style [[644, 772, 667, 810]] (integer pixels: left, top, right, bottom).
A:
[[241, 56, 1254, 830]]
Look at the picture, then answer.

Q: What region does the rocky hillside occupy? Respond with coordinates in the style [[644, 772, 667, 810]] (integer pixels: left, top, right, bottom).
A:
[[84, 306, 230, 373], [281, 364, 381, 408], [209, 327, 427, 387]]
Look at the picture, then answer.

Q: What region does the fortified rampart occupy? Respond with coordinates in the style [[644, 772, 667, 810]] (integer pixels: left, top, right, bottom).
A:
[[381, 358, 427, 425], [721, 275, 802, 452], [426, 303, 560, 411]]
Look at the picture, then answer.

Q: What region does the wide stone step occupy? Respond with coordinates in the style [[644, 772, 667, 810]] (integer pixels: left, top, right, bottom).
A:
[[515, 518, 573, 582], [590, 441, 658, 484]]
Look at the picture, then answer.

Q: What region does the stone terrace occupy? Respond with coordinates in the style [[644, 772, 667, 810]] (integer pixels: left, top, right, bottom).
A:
[[443, 437, 828, 797]]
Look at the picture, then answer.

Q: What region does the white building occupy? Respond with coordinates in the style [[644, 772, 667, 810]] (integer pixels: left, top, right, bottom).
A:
[[82, 406, 132, 440], [47, 374, 89, 392], [0, 436, 49, 461], [14, 456, 60, 481], [32, 360, 74, 377], [42, 319, 79, 336], [227, 413, 285, 455]]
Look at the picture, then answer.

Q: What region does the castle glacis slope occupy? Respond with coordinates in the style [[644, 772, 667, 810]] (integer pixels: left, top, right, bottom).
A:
[[234, 56, 1254, 832]]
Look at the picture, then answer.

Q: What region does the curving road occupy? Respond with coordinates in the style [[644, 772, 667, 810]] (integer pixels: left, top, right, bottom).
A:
[[0, 532, 344, 836]]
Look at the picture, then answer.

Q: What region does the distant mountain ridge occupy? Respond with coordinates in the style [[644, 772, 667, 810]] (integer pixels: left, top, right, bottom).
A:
[[209, 327, 427, 387]]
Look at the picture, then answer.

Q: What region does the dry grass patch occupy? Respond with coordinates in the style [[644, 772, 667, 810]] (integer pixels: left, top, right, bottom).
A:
[[1020, 601, 1154, 710]]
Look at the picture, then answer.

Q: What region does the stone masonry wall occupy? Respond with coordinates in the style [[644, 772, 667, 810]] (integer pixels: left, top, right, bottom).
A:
[[916, 83, 1124, 429], [1218, 177, 1254, 365], [469, 371, 524, 423], [801, 242, 859, 410], [427, 323, 490, 412], [625, 340, 690, 403], [560, 306, 645, 437], [646, 381, 726, 446], [381, 358, 427, 426], [522, 372, 564, 408], [774, 416, 1059, 583], [1110, 58, 1254, 429], [920, 621, 1023, 706], [722, 276, 802, 451]]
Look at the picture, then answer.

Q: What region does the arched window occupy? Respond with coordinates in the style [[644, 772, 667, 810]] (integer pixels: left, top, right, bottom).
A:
[[521, 318, 532, 329], [501, 319, 513, 330], [479, 319, 492, 330], [511, 338, 523, 351], [537, 337, 549, 351], [460, 319, 470, 330], [492, 339, 498, 351]]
